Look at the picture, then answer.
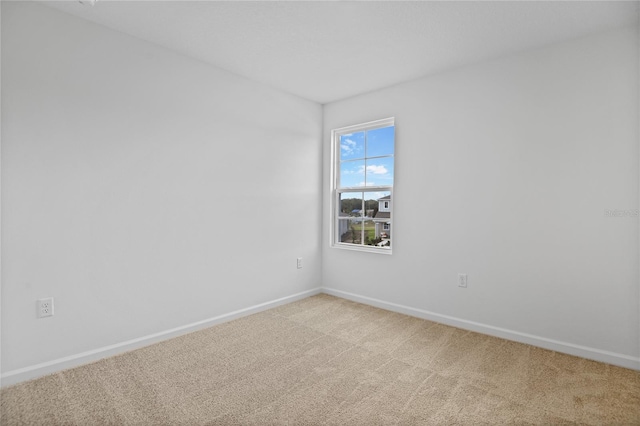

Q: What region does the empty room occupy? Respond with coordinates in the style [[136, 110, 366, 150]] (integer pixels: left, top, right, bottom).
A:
[[1, 0, 639, 424]]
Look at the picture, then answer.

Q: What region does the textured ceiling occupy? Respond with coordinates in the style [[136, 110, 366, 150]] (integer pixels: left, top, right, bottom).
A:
[[44, 1, 639, 104]]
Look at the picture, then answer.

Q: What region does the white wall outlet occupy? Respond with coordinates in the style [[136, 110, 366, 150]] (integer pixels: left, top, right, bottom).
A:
[[458, 274, 468, 288], [37, 298, 54, 318], [297, 257, 303, 269]]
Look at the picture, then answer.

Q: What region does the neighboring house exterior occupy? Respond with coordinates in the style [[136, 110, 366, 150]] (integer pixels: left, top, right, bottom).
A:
[[373, 195, 391, 239]]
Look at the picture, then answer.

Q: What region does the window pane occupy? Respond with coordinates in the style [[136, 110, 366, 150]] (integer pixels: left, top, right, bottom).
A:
[[340, 160, 365, 188], [365, 157, 394, 187], [340, 132, 365, 160], [366, 126, 394, 157], [365, 190, 391, 248], [339, 192, 363, 244], [338, 218, 356, 244], [339, 192, 364, 216]]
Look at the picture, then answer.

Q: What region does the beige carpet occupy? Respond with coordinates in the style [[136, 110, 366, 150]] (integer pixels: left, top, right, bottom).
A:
[[1, 294, 639, 425]]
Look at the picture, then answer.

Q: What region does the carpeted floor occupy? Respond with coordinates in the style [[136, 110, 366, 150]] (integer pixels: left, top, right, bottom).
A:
[[1, 294, 639, 425]]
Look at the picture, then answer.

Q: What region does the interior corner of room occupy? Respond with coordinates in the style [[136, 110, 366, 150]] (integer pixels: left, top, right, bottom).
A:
[[1, 0, 639, 392]]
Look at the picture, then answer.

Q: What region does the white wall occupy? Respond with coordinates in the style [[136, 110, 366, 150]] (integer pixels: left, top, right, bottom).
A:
[[1, 2, 322, 382], [323, 26, 640, 368]]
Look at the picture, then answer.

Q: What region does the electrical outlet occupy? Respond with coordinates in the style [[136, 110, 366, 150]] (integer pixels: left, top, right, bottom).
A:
[[37, 298, 54, 318], [458, 274, 468, 288], [297, 257, 303, 269]]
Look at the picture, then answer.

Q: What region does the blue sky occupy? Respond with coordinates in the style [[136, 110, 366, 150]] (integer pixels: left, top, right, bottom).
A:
[[340, 125, 394, 188]]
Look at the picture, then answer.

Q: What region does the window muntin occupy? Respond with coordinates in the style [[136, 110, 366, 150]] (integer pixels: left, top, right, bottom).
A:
[[332, 118, 394, 253]]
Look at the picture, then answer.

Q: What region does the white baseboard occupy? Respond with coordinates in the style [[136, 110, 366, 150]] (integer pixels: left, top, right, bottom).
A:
[[1, 287, 322, 387], [322, 287, 640, 371], [3, 285, 637, 387]]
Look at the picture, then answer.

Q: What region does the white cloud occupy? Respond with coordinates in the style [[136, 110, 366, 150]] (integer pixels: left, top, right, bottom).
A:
[[366, 165, 388, 174], [343, 163, 389, 180], [343, 165, 363, 175], [340, 138, 356, 155], [346, 165, 365, 175]]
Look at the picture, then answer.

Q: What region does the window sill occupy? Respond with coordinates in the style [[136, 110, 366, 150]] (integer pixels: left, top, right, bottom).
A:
[[331, 243, 392, 255]]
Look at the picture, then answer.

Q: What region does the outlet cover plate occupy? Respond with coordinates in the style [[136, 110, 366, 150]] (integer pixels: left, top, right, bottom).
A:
[[37, 298, 54, 318], [458, 274, 468, 288]]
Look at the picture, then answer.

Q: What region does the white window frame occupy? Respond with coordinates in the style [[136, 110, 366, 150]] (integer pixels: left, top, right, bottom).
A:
[[330, 117, 394, 254]]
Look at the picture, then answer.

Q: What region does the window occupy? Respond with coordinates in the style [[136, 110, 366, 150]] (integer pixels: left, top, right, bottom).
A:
[[331, 117, 394, 253]]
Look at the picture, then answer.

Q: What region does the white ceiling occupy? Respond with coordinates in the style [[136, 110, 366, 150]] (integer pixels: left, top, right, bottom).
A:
[[44, 0, 639, 104]]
